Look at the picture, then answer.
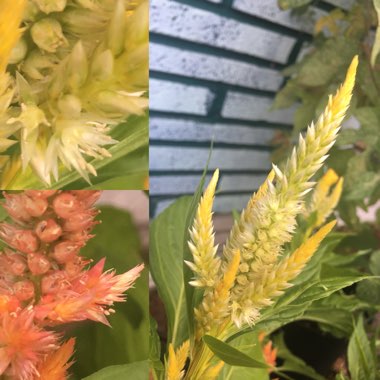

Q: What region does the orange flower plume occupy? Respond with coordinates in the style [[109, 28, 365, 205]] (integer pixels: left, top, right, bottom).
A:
[[0, 190, 144, 379]]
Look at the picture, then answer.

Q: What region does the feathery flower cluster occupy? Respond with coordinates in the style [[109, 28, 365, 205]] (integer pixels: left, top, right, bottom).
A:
[[187, 55, 357, 343], [0, 190, 144, 379], [0, 0, 148, 186], [305, 168, 343, 229]]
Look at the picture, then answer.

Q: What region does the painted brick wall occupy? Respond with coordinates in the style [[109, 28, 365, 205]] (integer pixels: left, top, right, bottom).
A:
[[149, 0, 347, 216]]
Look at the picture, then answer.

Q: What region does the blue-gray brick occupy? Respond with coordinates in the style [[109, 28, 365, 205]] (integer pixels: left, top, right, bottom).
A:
[[149, 147, 271, 170], [150, 117, 275, 145], [150, 175, 211, 195], [219, 174, 267, 192], [150, 79, 215, 115], [150, 0, 296, 63], [222, 92, 296, 124], [150, 43, 283, 91]]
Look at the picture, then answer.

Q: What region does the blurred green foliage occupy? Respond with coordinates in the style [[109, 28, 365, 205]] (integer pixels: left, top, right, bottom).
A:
[[274, 0, 380, 229]]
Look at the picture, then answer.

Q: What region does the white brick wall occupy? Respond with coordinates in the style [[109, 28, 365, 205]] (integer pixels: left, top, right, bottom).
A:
[[232, 0, 325, 33], [221, 92, 296, 124], [150, 79, 215, 115], [150, 147, 271, 171], [150, 173, 268, 195], [151, 0, 296, 64], [150, 117, 275, 145], [150, 43, 283, 91]]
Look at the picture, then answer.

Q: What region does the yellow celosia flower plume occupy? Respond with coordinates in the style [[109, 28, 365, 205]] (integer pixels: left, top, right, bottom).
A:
[[195, 249, 240, 339], [186, 169, 220, 288], [201, 361, 224, 379], [222, 56, 357, 326], [0, 0, 26, 73], [240, 221, 336, 325], [307, 168, 344, 229], [187, 57, 357, 331], [167, 340, 190, 380]]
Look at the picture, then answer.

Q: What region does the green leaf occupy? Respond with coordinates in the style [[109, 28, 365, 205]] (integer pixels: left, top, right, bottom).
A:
[[296, 37, 358, 87], [219, 331, 269, 380], [347, 316, 376, 380], [150, 196, 193, 348], [82, 360, 149, 380], [150, 317, 165, 380], [253, 270, 368, 334], [356, 279, 380, 305], [274, 333, 325, 380], [345, 172, 380, 201], [300, 293, 372, 338], [203, 335, 268, 369], [69, 207, 149, 379], [369, 250, 380, 276]]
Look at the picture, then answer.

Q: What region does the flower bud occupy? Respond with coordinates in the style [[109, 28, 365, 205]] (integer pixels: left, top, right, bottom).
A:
[[33, 0, 67, 14], [53, 192, 80, 219], [41, 271, 67, 293], [25, 190, 57, 198], [35, 219, 63, 243], [31, 17, 67, 53], [13, 280, 35, 301], [6, 251, 27, 276], [3, 193, 31, 222], [52, 241, 81, 263], [23, 195, 48, 217], [91, 50, 114, 80], [62, 211, 96, 232], [0, 224, 39, 254], [28, 253, 51, 275], [70, 190, 101, 207], [58, 95, 82, 117], [67, 41, 88, 90], [22, 51, 58, 80], [65, 230, 93, 243], [107, 0, 126, 55], [9, 38, 27, 65], [96, 91, 146, 115]]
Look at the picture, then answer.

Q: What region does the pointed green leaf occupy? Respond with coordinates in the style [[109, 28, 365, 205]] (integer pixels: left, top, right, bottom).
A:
[[82, 360, 149, 380], [203, 335, 268, 369]]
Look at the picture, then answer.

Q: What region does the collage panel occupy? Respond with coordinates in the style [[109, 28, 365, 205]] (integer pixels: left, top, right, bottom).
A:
[[149, 1, 380, 380], [0, 0, 148, 190], [0, 190, 149, 379], [0, 0, 380, 379]]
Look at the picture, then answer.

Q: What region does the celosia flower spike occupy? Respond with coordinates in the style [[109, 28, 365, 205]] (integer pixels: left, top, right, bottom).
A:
[[37, 338, 76, 380], [222, 57, 357, 323], [0, 190, 144, 379], [0, 0, 26, 73], [232, 221, 336, 326], [167, 340, 190, 380], [306, 168, 343, 229], [0, 0, 148, 185], [0, 308, 59, 380], [186, 169, 220, 288], [195, 249, 240, 339]]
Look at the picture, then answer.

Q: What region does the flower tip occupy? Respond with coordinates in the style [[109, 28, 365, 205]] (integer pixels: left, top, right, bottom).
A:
[[346, 55, 359, 85]]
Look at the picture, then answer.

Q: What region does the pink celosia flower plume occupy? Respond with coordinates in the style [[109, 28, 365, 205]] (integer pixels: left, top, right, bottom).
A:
[[0, 190, 144, 379]]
